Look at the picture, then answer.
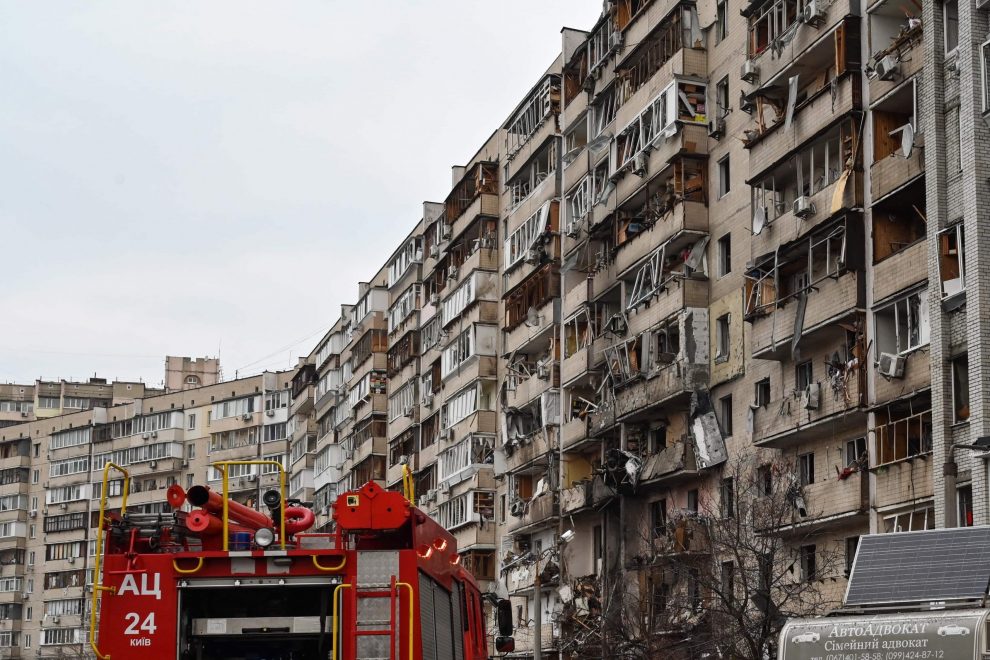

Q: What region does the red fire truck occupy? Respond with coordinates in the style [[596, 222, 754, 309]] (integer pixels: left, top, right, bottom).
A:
[[89, 460, 497, 659]]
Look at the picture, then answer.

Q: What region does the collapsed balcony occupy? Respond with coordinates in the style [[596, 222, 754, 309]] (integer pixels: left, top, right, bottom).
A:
[[746, 216, 865, 360]]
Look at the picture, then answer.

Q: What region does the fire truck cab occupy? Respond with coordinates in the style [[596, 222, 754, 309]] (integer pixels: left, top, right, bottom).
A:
[[92, 463, 488, 660]]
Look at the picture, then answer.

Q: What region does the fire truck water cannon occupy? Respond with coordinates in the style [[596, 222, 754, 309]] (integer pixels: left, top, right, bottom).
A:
[[93, 471, 489, 660]]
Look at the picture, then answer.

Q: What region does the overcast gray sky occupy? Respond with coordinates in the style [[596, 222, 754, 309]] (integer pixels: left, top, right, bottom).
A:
[[0, 1, 601, 386]]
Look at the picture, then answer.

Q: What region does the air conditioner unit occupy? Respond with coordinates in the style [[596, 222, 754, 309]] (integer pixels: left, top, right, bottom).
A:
[[632, 151, 648, 177], [565, 220, 581, 238], [878, 352, 906, 379], [403, 405, 414, 418], [609, 30, 623, 50], [875, 54, 899, 81], [20, 412, 27, 418], [448, 266, 459, 281], [509, 500, 526, 517], [181, 460, 189, 467], [149, 461, 158, 469], [740, 59, 760, 84], [440, 481, 451, 494], [242, 413, 252, 421], [420, 490, 432, 504], [439, 428, 452, 442], [67, 557, 75, 564], [802, 0, 826, 26], [29, 510, 36, 518], [151, 431, 158, 439], [792, 196, 816, 219], [141, 433, 150, 440], [423, 394, 434, 408], [266, 410, 275, 417], [803, 382, 821, 410], [344, 450, 354, 460], [248, 474, 257, 482], [60, 503, 67, 510], [525, 248, 542, 265], [350, 408, 358, 419], [537, 363, 550, 380], [52, 616, 59, 624], [439, 223, 452, 242], [429, 244, 440, 259], [429, 293, 440, 306], [739, 91, 755, 114], [708, 118, 726, 140]]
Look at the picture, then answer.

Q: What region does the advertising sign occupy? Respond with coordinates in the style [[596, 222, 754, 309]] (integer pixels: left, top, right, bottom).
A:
[[780, 609, 987, 660]]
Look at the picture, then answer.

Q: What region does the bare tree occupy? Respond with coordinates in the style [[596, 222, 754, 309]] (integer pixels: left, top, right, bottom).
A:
[[558, 453, 847, 660]]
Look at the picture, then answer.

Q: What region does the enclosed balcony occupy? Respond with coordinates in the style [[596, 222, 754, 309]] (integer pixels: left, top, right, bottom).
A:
[[867, 0, 923, 102], [746, 217, 865, 360], [444, 162, 499, 244], [506, 493, 559, 535], [503, 426, 557, 475]]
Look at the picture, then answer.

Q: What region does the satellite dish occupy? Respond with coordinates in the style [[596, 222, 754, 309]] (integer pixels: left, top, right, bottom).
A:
[[752, 205, 767, 235]]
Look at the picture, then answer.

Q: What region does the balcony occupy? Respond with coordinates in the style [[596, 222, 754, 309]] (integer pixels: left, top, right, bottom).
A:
[[791, 471, 868, 530], [874, 348, 929, 405], [561, 416, 594, 453], [561, 347, 593, 387], [503, 297, 558, 357], [451, 194, 498, 243], [750, 173, 862, 260], [0, 456, 29, 472], [871, 146, 924, 203], [752, 378, 866, 448], [613, 125, 709, 206], [562, 277, 590, 319], [868, 13, 923, 102], [612, 47, 708, 137], [626, 276, 709, 338], [873, 241, 927, 303], [747, 74, 860, 180], [589, 361, 708, 433], [639, 440, 700, 487], [506, 493, 559, 534], [504, 428, 556, 475], [874, 453, 933, 510], [750, 271, 863, 360], [507, 369, 559, 412], [745, 0, 859, 88], [613, 205, 708, 278]]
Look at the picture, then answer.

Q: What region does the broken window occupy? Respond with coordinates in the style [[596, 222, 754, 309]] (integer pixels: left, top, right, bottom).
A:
[[748, 0, 799, 57], [715, 76, 730, 116], [563, 48, 589, 108], [603, 336, 642, 385], [795, 361, 813, 393], [687, 489, 699, 512], [590, 85, 618, 138], [944, 0, 959, 54], [565, 176, 594, 236], [717, 234, 732, 278], [719, 395, 733, 437], [504, 264, 559, 330], [755, 378, 771, 406], [716, 0, 728, 42], [505, 75, 561, 159], [874, 289, 929, 356], [808, 225, 846, 282], [648, 318, 680, 369], [939, 223, 966, 298], [651, 498, 668, 538], [615, 8, 686, 104], [952, 354, 970, 423], [563, 310, 594, 359], [873, 80, 918, 161], [614, 0, 649, 30], [508, 139, 558, 210], [587, 17, 616, 71], [883, 505, 933, 532], [715, 314, 730, 362], [445, 162, 498, 224], [504, 201, 555, 270], [798, 452, 815, 486], [874, 398, 932, 465], [387, 237, 424, 287], [720, 477, 735, 518], [845, 437, 867, 467], [386, 331, 419, 377], [718, 155, 731, 198], [744, 264, 778, 317], [872, 183, 926, 262], [958, 485, 974, 527], [388, 285, 421, 334], [800, 544, 817, 581]]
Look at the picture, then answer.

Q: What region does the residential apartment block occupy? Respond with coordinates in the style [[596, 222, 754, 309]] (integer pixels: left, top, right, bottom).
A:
[[4, 0, 990, 656]]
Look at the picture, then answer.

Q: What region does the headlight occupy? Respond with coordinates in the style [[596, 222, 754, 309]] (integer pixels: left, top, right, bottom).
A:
[[254, 527, 275, 548]]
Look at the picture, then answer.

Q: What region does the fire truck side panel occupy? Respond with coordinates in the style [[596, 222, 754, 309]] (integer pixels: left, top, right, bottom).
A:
[[99, 553, 180, 657]]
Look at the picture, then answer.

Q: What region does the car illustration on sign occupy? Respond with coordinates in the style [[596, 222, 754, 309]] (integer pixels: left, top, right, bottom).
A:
[[791, 631, 821, 643], [936, 625, 970, 636]]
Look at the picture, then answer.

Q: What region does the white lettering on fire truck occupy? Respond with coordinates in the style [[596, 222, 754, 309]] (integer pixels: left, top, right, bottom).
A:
[[118, 573, 162, 600]]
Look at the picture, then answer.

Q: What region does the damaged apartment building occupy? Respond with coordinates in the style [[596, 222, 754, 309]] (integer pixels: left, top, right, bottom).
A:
[[291, 0, 990, 656]]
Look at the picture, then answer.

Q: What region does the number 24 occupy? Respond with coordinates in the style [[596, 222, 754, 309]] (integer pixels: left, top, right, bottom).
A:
[[124, 612, 157, 635]]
